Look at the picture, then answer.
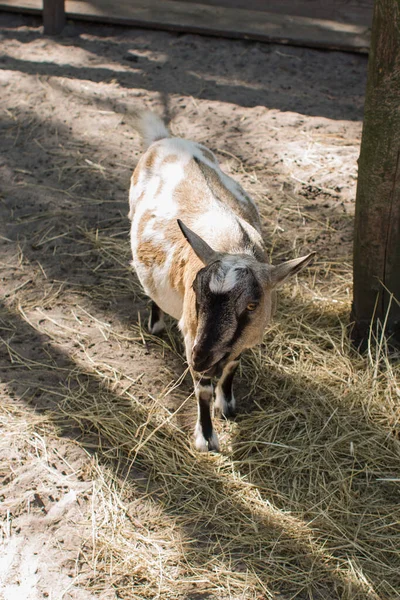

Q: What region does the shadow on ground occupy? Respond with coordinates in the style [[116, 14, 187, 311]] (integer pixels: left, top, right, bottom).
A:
[[1, 297, 392, 599], [0, 13, 367, 120]]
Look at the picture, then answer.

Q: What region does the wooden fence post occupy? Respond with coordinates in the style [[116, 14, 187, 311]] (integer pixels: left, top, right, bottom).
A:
[[43, 0, 66, 35], [351, 0, 400, 348]]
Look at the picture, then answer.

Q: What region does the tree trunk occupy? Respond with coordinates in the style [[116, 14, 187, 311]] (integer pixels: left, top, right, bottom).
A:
[[351, 0, 400, 348], [43, 0, 66, 35]]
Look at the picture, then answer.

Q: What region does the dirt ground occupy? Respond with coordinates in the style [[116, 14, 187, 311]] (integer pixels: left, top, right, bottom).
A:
[[3, 11, 397, 600]]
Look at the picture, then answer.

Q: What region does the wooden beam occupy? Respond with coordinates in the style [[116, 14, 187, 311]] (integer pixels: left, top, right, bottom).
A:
[[0, 0, 371, 53], [43, 0, 65, 35], [351, 0, 400, 348]]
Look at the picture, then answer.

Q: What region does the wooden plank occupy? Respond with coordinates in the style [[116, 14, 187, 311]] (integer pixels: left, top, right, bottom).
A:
[[43, 0, 65, 34], [351, 0, 400, 348], [0, 0, 371, 52], [182, 0, 373, 28]]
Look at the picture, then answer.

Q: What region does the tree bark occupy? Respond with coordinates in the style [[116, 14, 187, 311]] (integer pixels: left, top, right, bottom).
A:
[[351, 0, 400, 348], [43, 0, 66, 35]]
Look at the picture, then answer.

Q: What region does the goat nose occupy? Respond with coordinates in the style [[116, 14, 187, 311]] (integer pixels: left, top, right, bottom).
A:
[[192, 344, 211, 371], [192, 343, 202, 363]]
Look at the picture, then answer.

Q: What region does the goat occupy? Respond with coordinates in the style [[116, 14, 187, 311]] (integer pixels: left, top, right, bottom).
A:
[[129, 112, 314, 452]]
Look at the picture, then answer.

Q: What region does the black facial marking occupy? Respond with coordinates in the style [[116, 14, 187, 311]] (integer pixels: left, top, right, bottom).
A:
[[192, 262, 262, 370], [193, 264, 235, 368], [228, 311, 251, 348]]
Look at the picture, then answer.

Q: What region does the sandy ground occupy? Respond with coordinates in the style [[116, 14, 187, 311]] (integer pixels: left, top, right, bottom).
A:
[[0, 11, 371, 600]]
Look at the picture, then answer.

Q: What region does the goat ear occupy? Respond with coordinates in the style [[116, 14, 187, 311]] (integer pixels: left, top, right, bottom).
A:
[[269, 252, 316, 288], [177, 219, 218, 265]]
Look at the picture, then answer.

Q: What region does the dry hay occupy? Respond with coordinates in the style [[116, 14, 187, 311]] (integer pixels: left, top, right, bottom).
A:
[[2, 223, 400, 600]]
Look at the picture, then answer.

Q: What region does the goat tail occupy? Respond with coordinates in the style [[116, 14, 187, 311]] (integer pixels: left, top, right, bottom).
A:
[[134, 111, 170, 149]]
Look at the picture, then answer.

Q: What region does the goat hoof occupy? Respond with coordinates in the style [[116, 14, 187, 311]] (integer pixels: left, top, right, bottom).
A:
[[221, 405, 236, 419], [194, 426, 220, 453], [215, 392, 236, 419], [207, 431, 220, 452], [148, 319, 165, 335]]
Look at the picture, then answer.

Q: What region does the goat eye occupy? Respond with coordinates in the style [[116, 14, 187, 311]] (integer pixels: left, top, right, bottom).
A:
[[246, 302, 258, 312]]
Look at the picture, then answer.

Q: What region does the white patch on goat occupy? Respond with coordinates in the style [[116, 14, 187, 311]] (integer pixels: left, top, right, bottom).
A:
[[161, 161, 185, 186], [154, 177, 181, 220], [194, 421, 209, 452], [209, 255, 251, 293], [132, 161, 184, 227], [156, 251, 184, 318], [209, 265, 238, 293], [195, 382, 213, 395], [194, 208, 239, 241]]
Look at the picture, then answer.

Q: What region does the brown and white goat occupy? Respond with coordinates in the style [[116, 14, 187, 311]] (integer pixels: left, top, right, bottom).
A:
[[129, 112, 314, 452]]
